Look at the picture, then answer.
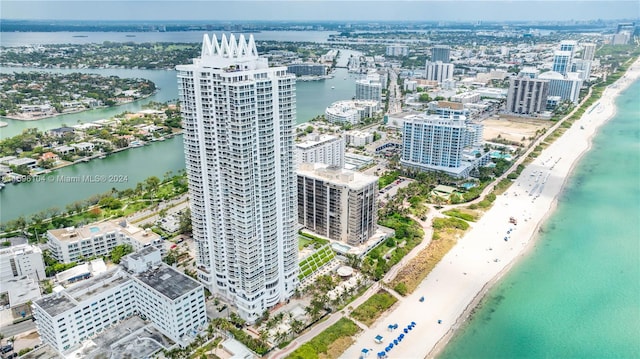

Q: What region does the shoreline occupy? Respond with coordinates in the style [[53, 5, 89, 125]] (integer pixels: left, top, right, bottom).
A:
[[0, 92, 157, 122], [3, 132, 182, 186], [340, 57, 640, 359], [428, 65, 636, 358]]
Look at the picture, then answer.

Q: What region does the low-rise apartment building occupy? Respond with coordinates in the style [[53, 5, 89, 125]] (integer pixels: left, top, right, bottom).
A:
[[32, 247, 206, 355], [46, 220, 163, 263]]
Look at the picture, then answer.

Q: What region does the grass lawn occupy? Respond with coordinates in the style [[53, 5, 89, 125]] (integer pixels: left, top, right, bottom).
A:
[[287, 317, 361, 359], [299, 236, 313, 250], [350, 290, 398, 326]]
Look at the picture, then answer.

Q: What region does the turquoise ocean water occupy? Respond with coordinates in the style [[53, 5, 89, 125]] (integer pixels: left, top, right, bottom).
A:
[[439, 79, 640, 359]]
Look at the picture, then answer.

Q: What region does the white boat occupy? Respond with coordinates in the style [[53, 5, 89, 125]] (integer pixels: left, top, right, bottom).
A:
[[331, 86, 335, 89]]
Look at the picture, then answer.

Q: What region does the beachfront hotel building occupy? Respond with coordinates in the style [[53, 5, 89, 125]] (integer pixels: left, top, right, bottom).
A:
[[295, 134, 345, 168], [425, 61, 454, 83], [400, 114, 490, 178], [552, 50, 573, 75], [46, 220, 163, 264], [538, 71, 583, 104], [506, 77, 550, 115], [32, 248, 206, 355], [297, 163, 378, 246], [177, 34, 298, 322]]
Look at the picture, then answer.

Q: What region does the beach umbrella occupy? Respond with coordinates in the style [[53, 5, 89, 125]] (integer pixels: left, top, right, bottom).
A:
[[399, 334, 404, 339], [403, 328, 408, 334], [393, 339, 398, 345], [389, 343, 394, 349], [385, 347, 390, 353], [411, 321, 416, 326]]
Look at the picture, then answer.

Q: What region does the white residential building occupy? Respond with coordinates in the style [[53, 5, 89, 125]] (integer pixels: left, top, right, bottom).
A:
[[355, 75, 382, 103], [538, 71, 583, 104], [0, 244, 45, 282], [386, 45, 409, 57], [295, 134, 345, 167], [325, 100, 380, 125], [401, 114, 489, 178], [32, 248, 206, 355], [345, 130, 374, 147], [450, 92, 480, 104], [46, 220, 163, 264], [0, 244, 46, 307], [297, 163, 378, 246], [425, 61, 454, 83], [177, 34, 298, 322], [404, 80, 417, 92]]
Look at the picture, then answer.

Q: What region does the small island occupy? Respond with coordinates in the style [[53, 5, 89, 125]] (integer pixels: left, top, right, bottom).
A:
[[0, 72, 156, 120], [0, 102, 182, 183]]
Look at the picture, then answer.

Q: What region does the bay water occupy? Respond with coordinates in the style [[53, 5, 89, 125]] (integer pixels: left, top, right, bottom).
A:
[[0, 50, 363, 222], [439, 80, 640, 358]]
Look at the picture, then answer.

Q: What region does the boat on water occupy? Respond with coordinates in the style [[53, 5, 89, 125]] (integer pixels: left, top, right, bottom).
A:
[[0, 183, 5, 190], [331, 86, 335, 89], [125, 35, 136, 37], [72, 35, 88, 38]]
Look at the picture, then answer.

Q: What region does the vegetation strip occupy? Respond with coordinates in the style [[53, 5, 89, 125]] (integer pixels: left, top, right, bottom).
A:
[[287, 317, 361, 359], [350, 289, 398, 326]]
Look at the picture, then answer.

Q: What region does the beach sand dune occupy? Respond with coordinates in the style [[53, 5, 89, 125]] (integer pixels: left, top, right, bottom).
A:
[[340, 58, 640, 359]]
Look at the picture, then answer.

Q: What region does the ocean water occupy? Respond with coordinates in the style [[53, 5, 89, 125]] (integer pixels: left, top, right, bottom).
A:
[[439, 79, 640, 359]]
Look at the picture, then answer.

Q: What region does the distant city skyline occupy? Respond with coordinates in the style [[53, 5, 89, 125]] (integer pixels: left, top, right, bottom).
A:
[[1, 0, 639, 22]]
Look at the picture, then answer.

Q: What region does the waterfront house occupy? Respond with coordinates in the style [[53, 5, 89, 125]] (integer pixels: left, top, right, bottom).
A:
[[40, 152, 60, 162], [0, 156, 18, 165], [5, 157, 38, 170], [48, 127, 75, 138], [54, 145, 76, 155], [71, 142, 95, 153]]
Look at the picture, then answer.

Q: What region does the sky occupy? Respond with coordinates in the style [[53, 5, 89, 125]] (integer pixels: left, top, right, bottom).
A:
[[1, 0, 639, 22]]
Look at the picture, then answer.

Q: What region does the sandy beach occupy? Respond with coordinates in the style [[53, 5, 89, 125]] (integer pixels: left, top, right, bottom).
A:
[[340, 58, 640, 359]]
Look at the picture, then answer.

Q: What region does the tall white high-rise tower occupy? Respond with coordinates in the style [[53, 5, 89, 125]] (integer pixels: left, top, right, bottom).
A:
[[177, 34, 298, 322]]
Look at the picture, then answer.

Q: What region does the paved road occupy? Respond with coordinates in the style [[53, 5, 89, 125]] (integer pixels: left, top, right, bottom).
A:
[[0, 319, 36, 338]]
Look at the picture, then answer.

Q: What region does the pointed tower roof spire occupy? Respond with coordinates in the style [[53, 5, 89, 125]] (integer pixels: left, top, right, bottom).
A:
[[201, 33, 259, 60]]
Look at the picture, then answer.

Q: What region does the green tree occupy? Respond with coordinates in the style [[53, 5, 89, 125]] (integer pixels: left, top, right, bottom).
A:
[[418, 93, 431, 102], [178, 209, 192, 235], [110, 244, 133, 264]]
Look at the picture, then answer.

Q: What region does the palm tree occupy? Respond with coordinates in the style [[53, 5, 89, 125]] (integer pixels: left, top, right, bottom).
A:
[[259, 329, 270, 343], [274, 330, 288, 345], [290, 319, 305, 334]]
